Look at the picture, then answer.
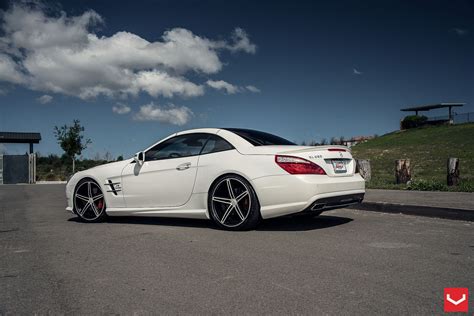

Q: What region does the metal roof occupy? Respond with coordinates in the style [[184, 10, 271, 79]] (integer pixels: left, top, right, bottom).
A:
[[0, 132, 42, 143], [401, 103, 465, 112]]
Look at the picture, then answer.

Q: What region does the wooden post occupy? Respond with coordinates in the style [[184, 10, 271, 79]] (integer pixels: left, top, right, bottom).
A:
[[395, 159, 411, 184], [356, 159, 371, 181], [447, 158, 459, 186]]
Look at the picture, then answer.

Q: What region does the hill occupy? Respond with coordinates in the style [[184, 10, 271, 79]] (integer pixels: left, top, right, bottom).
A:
[[351, 123, 474, 192]]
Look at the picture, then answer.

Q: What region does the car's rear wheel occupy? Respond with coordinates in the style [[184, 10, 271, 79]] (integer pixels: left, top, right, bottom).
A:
[[73, 178, 107, 222], [208, 175, 260, 230]]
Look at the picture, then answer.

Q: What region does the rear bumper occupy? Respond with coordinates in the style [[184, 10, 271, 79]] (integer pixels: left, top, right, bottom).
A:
[[252, 174, 365, 219], [302, 193, 364, 212]]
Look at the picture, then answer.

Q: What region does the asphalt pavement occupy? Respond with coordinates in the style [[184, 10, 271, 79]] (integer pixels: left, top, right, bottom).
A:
[[1, 184, 473, 314]]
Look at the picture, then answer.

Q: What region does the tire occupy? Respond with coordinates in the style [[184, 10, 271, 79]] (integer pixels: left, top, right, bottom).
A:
[[73, 178, 107, 223], [208, 174, 261, 231]]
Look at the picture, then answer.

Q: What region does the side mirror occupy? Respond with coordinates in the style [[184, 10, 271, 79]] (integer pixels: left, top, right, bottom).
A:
[[134, 151, 145, 165]]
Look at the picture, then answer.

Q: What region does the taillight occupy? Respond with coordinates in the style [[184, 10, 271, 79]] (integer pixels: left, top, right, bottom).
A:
[[275, 155, 326, 175]]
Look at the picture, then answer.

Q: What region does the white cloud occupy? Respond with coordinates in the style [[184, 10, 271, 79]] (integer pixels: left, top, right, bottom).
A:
[[36, 94, 53, 104], [133, 103, 193, 125], [206, 80, 239, 94], [353, 68, 362, 75], [207, 80, 261, 94], [132, 70, 204, 98], [0, 53, 26, 84], [453, 28, 468, 36], [245, 85, 261, 93], [112, 103, 131, 114], [228, 28, 257, 54], [0, 3, 257, 100]]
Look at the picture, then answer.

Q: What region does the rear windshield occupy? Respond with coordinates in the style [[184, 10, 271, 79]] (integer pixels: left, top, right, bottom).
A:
[[225, 128, 295, 146]]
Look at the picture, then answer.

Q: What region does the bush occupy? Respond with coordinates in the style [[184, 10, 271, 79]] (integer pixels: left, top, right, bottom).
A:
[[406, 179, 474, 192], [407, 179, 447, 191], [456, 180, 474, 192], [45, 173, 58, 181], [401, 115, 428, 129]]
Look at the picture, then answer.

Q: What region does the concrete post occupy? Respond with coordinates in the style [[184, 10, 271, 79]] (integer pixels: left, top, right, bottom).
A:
[[447, 158, 459, 186], [356, 159, 371, 181]]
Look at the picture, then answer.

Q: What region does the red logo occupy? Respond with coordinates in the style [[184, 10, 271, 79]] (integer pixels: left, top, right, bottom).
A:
[[444, 288, 468, 313]]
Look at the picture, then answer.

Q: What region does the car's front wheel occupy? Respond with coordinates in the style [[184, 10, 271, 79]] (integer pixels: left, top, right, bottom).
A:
[[73, 178, 107, 222], [208, 175, 260, 231]]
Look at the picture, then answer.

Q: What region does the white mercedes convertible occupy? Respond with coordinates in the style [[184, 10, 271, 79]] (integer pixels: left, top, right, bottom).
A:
[[66, 128, 365, 230]]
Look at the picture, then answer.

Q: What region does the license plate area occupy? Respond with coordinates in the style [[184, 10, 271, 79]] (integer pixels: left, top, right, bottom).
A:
[[331, 160, 347, 173]]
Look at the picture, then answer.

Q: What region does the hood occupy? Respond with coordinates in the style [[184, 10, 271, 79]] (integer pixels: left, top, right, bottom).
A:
[[85, 159, 132, 172]]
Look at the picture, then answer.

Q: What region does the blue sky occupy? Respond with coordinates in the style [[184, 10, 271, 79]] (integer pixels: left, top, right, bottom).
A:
[[0, 0, 472, 158]]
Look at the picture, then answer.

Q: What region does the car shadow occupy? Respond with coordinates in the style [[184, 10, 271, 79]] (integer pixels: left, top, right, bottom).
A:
[[68, 214, 353, 232], [257, 215, 353, 231], [68, 216, 213, 229]]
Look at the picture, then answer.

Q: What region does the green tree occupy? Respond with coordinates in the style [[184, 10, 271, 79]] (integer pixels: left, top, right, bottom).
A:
[[54, 120, 91, 173], [117, 155, 124, 161]]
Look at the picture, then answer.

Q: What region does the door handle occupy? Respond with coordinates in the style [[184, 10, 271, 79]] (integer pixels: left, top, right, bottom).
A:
[[176, 162, 191, 171]]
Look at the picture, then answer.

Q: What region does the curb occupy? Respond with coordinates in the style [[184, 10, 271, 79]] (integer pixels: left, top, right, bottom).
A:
[[35, 181, 67, 184], [349, 202, 474, 222]]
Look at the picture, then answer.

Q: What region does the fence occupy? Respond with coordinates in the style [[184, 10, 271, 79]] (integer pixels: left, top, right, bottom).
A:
[[427, 112, 474, 124], [0, 154, 36, 184]]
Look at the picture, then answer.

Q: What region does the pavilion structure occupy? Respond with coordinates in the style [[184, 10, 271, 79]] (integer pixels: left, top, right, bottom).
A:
[[400, 103, 464, 121]]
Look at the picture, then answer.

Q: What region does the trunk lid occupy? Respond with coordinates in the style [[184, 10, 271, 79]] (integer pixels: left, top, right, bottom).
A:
[[240, 145, 355, 177]]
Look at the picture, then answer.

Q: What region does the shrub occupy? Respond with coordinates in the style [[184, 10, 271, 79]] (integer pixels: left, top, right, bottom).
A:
[[401, 115, 428, 129], [406, 179, 447, 191], [45, 173, 58, 181], [456, 180, 474, 192]]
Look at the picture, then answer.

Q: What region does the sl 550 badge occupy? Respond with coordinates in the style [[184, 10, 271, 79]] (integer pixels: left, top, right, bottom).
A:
[[309, 155, 322, 159]]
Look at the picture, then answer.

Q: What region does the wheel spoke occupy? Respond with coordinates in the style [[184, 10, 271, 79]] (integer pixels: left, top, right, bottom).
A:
[[78, 201, 91, 216], [235, 191, 249, 203], [87, 182, 92, 198], [226, 179, 235, 199], [93, 193, 104, 201], [220, 204, 234, 224], [90, 202, 100, 217], [212, 196, 232, 205], [233, 203, 245, 221], [76, 194, 89, 202]]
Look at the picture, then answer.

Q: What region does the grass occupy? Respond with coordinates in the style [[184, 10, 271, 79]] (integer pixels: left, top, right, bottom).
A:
[[351, 123, 474, 192]]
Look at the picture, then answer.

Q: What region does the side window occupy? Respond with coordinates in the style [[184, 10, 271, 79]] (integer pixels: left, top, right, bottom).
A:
[[201, 135, 234, 155], [145, 134, 209, 161]]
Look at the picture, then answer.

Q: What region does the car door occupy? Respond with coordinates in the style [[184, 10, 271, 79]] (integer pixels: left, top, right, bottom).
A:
[[120, 133, 210, 208]]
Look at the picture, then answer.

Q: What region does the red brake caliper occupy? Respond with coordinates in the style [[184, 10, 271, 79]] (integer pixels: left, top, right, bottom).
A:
[[97, 200, 104, 209]]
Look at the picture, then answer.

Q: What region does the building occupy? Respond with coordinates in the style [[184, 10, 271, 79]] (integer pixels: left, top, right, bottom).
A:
[[0, 132, 41, 184], [342, 136, 374, 148]]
